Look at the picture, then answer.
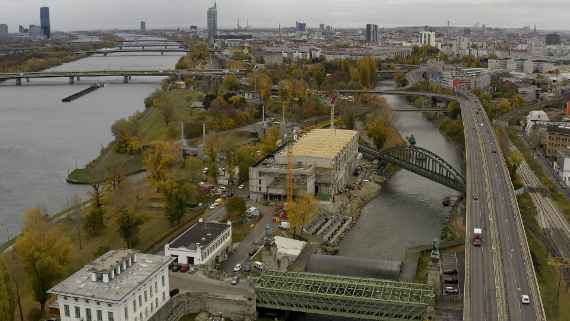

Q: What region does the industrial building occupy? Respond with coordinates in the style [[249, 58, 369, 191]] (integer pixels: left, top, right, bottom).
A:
[[48, 250, 171, 321], [164, 219, 232, 266], [249, 128, 359, 202]]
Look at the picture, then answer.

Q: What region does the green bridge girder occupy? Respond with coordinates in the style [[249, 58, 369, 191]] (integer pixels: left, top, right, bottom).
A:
[[361, 144, 465, 193], [255, 271, 435, 321]]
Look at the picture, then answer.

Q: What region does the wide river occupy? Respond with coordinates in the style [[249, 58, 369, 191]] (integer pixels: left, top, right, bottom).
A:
[[0, 40, 183, 241]]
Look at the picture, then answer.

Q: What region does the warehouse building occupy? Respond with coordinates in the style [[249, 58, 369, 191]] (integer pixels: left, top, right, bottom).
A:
[[164, 218, 232, 267], [249, 128, 359, 202]]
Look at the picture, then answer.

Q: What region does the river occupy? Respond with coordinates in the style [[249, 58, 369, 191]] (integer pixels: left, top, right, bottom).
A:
[[0, 36, 184, 241], [292, 81, 463, 321]]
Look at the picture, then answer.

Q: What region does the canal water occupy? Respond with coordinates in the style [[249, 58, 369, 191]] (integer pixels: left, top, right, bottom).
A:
[[0, 37, 183, 241], [292, 81, 463, 321]]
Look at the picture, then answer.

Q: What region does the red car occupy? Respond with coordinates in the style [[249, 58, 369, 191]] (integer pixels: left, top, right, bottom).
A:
[[179, 264, 189, 272]]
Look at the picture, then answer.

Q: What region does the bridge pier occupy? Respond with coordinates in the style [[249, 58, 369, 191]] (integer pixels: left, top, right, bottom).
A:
[[76, 76, 81, 81], [16, 78, 22, 86], [69, 77, 75, 84], [104, 53, 108, 57], [25, 77, 30, 83], [123, 76, 129, 84], [161, 51, 164, 56]]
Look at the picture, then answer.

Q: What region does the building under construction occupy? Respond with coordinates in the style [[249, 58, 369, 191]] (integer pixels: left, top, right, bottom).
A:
[[249, 129, 359, 202]]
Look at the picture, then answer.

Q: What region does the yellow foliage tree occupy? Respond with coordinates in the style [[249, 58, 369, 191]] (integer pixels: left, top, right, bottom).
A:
[[15, 209, 72, 314], [143, 142, 179, 190], [286, 194, 319, 238]]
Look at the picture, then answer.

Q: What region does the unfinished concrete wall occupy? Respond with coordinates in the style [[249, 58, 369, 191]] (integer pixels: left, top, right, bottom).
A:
[[149, 292, 256, 321]]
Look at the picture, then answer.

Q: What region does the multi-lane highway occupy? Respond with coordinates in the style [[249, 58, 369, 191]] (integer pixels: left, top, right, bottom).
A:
[[459, 92, 546, 321]]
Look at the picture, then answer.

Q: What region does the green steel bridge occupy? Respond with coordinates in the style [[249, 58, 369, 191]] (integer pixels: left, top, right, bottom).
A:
[[255, 271, 435, 321], [360, 144, 465, 193]]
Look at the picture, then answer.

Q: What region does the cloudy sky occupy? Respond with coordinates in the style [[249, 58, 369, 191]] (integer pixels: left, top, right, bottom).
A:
[[1, 0, 568, 32]]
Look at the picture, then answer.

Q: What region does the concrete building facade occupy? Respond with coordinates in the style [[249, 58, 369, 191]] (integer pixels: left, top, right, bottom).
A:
[[48, 250, 171, 321], [207, 3, 217, 45], [546, 124, 570, 158], [419, 31, 436, 47], [249, 129, 359, 202], [164, 219, 232, 266], [554, 149, 570, 187]]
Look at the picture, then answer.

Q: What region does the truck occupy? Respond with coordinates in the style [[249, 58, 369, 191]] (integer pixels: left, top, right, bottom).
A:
[[472, 227, 482, 246]]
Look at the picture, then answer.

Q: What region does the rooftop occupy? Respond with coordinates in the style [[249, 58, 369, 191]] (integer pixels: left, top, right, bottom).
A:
[[169, 221, 230, 250], [280, 129, 357, 160], [48, 250, 171, 302]]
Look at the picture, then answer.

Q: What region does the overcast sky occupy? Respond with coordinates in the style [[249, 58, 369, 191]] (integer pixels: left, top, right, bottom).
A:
[[1, 0, 568, 32]]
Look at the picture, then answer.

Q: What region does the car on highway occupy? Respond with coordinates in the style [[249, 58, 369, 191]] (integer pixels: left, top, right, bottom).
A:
[[521, 294, 530, 304], [238, 184, 245, 189], [231, 276, 240, 285], [480, 123, 484, 127], [249, 247, 258, 257], [233, 263, 242, 272], [209, 203, 217, 209]]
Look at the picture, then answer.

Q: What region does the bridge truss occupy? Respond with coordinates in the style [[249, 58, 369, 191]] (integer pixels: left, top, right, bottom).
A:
[[255, 271, 434, 321], [361, 144, 465, 192]]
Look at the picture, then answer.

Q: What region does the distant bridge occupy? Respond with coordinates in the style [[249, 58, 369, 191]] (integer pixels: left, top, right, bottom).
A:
[[117, 44, 186, 49], [360, 144, 465, 192], [77, 48, 191, 56], [255, 271, 434, 321], [0, 69, 239, 85]]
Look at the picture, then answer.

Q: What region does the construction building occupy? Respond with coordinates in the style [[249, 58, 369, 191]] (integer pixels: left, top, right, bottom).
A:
[[249, 128, 359, 203]]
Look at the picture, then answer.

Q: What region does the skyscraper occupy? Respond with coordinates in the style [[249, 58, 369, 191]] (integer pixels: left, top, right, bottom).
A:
[[365, 24, 379, 43], [207, 3, 217, 45], [140, 21, 146, 31], [0, 24, 8, 34], [40, 7, 50, 38], [295, 21, 307, 32]]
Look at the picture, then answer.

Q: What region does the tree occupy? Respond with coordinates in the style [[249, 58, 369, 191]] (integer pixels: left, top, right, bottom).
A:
[[84, 182, 106, 237], [496, 98, 512, 114], [0, 259, 15, 321], [260, 127, 280, 154], [116, 205, 145, 248], [366, 115, 389, 150], [236, 145, 257, 183], [68, 195, 83, 249], [225, 197, 246, 222], [111, 116, 141, 154], [144, 142, 178, 190], [286, 193, 318, 238], [184, 157, 204, 184], [222, 75, 240, 91], [162, 180, 195, 226], [447, 101, 461, 120], [15, 209, 72, 314]]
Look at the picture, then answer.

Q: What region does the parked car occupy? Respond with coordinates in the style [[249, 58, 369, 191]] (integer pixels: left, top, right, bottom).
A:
[[233, 263, 242, 272], [169, 288, 180, 297], [253, 261, 264, 272], [238, 184, 245, 189], [249, 247, 258, 257], [179, 264, 189, 273], [231, 276, 240, 285], [246, 206, 260, 218], [444, 286, 459, 294], [521, 294, 530, 304]]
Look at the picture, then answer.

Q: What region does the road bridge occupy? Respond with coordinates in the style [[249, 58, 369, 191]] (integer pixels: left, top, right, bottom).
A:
[[342, 84, 547, 321], [77, 48, 191, 56], [360, 144, 465, 192], [255, 271, 434, 321], [117, 44, 186, 49], [0, 69, 237, 85]]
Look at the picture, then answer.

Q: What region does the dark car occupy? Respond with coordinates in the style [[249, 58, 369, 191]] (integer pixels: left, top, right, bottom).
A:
[[249, 247, 258, 257], [170, 288, 180, 297]]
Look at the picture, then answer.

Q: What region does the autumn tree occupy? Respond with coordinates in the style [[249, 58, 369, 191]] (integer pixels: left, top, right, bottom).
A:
[[286, 193, 318, 238], [162, 180, 196, 226], [236, 145, 257, 183], [496, 98, 512, 114], [184, 156, 204, 184], [366, 115, 389, 150], [15, 209, 72, 314], [447, 101, 461, 119], [222, 75, 241, 91], [68, 195, 83, 248], [144, 142, 178, 190], [85, 181, 106, 237], [116, 205, 145, 248], [111, 116, 141, 154], [260, 127, 280, 155], [0, 259, 15, 321], [225, 197, 247, 222]]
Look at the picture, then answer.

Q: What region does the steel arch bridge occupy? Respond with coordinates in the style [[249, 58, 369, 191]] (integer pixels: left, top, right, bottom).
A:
[[361, 144, 465, 192], [255, 271, 435, 321]]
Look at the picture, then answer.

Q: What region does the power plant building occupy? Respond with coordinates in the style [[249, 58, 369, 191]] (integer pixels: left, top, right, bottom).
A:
[[249, 129, 359, 203]]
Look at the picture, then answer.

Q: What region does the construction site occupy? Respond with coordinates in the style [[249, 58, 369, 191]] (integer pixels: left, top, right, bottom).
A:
[[248, 128, 359, 203]]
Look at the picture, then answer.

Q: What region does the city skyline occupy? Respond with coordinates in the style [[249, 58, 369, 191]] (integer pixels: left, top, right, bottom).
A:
[[2, 0, 570, 32]]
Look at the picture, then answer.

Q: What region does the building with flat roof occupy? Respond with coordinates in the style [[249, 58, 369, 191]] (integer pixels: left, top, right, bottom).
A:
[[164, 219, 231, 266], [249, 128, 359, 202], [49, 250, 171, 321], [546, 124, 570, 158]]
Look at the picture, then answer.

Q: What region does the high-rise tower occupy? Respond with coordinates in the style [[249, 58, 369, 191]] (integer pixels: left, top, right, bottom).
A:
[[207, 3, 217, 45], [40, 7, 50, 38]]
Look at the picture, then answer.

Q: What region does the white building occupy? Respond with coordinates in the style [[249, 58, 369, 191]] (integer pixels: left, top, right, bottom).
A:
[[164, 219, 232, 266], [419, 31, 436, 47], [48, 250, 171, 321], [525, 110, 550, 135], [555, 149, 570, 187]]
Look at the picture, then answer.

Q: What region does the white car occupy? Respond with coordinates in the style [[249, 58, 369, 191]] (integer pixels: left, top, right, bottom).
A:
[[238, 184, 245, 190], [233, 264, 242, 272], [209, 203, 217, 209], [521, 294, 530, 304]]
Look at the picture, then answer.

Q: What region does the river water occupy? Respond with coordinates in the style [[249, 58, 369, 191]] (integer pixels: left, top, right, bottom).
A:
[[0, 38, 183, 241], [292, 81, 463, 321]]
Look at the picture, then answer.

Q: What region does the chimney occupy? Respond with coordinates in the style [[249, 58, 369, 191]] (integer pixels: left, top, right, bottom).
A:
[[90, 272, 97, 282], [103, 273, 109, 283]]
